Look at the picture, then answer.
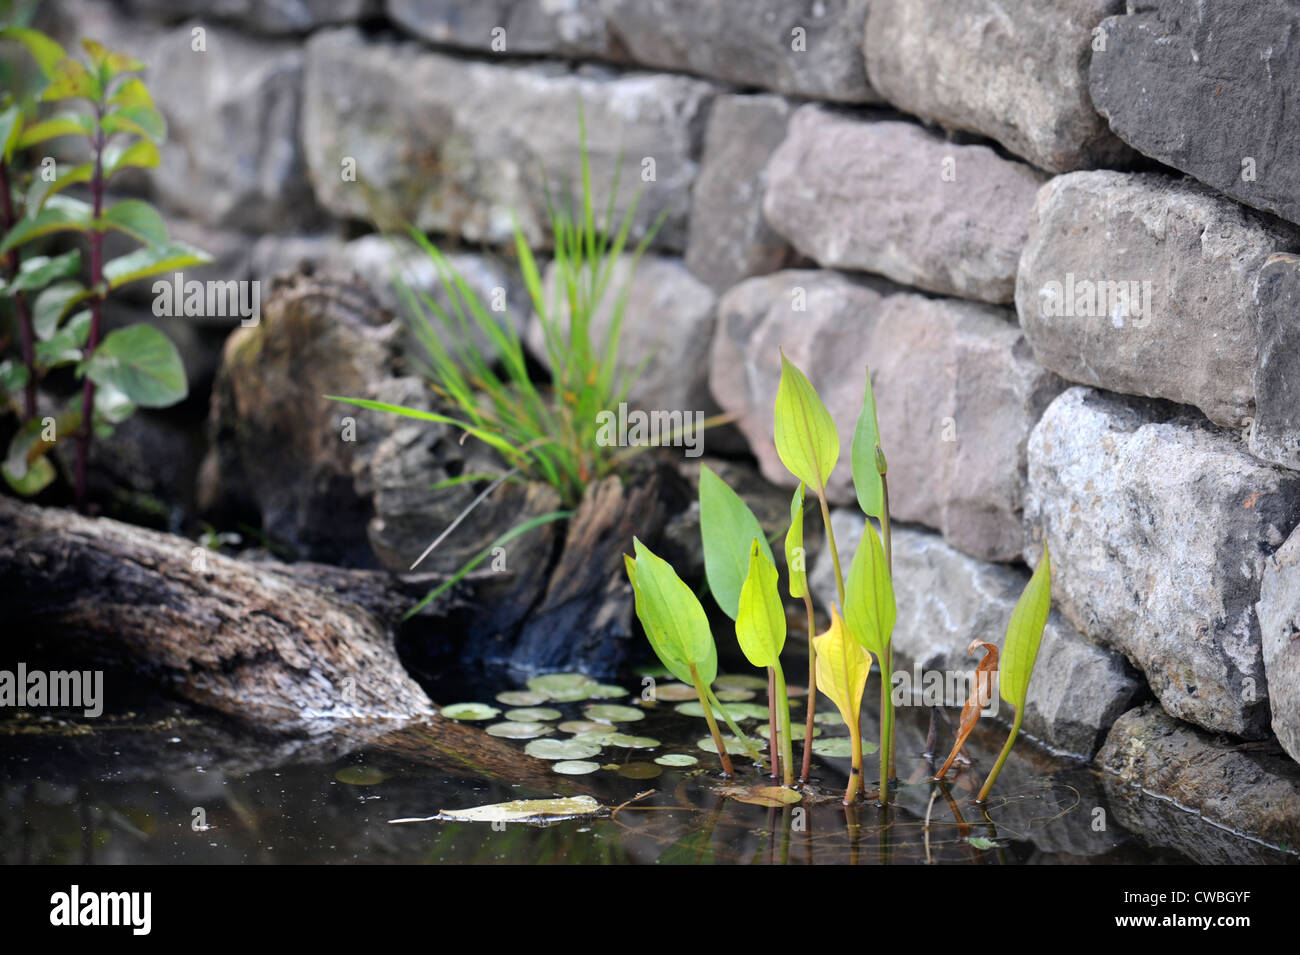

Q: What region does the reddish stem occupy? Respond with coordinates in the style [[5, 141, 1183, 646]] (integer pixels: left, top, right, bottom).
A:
[[767, 667, 779, 780]]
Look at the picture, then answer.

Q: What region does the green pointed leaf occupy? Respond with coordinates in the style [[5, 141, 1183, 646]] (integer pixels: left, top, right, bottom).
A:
[[0, 195, 93, 255], [84, 323, 188, 407], [40, 56, 100, 102], [785, 484, 807, 599], [0, 28, 69, 77], [4, 250, 81, 296], [735, 539, 786, 668], [34, 310, 90, 369], [773, 351, 838, 495], [0, 104, 21, 162], [24, 162, 93, 215], [98, 199, 167, 245], [103, 138, 159, 177], [102, 103, 165, 143], [1000, 543, 1052, 710], [103, 240, 211, 289], [850, 367, 885, 519], [32, 281, 90, 340], [699, 463, 774, 620], [81, 39, 145, 84], [108, 76, 155, 110], [843, 517, 895, 658], [629, 537, 717, 685], [16, 110, 94, 148]]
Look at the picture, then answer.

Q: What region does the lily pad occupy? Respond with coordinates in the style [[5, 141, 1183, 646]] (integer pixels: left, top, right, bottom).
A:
[[440, 702, 501, 721], [714, 688, 756, 702], [811, 737, 879, 758], [649, 683, 697, 702], [486, 721, 552, 739], [582, 704, 645, 724], [334, 766, 387, 786], [654, 754, 699, 767], [557, 720, 618, 736], [713, 674, 768, 692], [546, 686, 595, 703], [813, 710, 845, 726], [411, 796, 606, 826], [526, 673, 594, 695], [697, 736, 755, 756], [524, 738, 604, 761], [674, 701, 731, 720], [617, 763, 662, 780], [723, 703, 773, 722], [725, 784, 803, 808], [756, 724, 820, 741], [504, 707, 563, 722], [606, 733, 660, 749], [552, 760, 602, 776], [569, 732, 620, 745], [586, 684, 627, 699], [496, 690, 550, 706]]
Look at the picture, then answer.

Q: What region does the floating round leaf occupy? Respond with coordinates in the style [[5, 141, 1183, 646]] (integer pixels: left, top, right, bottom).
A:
[[504, 707, 563, 723], [557, 720, 617, 736], [552, 760, 601, 776], [334, 766, 387, 786], [526, 673, 594, 695], [654, 754, 699, 767], [813, 710, 845, 726], [724, 703, 773, 722], [697, 736, 754, 756], [496, 690, 550, 706], [524, 738, 603, 761], [713, 674, 768, 692], [649, 683, 696, 702], [606, 733, 660, 749], [714, 688, 756, 702], [582, 704, 645, 724], [727, 785, 803, 808], [811, 737, 879, 757], [486, 721, 552, 739], [586, 684, 627, 699], [570, 732, 620, 745], [440, 702, 501, 721], [618, 763, 662, 780], [673, 701, 731, 720], [756, 723, 820, 741]]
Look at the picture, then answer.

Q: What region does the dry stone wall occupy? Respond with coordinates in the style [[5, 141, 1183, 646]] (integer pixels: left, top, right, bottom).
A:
[[46, 0, 1300, 846]]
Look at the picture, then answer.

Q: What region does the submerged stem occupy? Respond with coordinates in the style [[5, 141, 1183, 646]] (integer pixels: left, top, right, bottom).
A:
[[845, 721, 863, 805], [767, 667, 779, 780], [799, 593, 817, 784], [691, 664, 733, 777], [977, 708, 1023, 803], [773, 662, 794, 788], [705, 685, 763, 766]]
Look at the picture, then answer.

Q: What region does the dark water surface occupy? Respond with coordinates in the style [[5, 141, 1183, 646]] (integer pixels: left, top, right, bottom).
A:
[[2, 663, 1293, 864]]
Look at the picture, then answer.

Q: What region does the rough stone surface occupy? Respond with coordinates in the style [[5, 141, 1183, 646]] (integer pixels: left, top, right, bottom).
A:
[[125, 0, 374, 33], [1251, 253, 1300, 469], [302, 28, 712, 250], [863, 0, 1131, 173], [1025, 387, 1300, 737], [711, 272, 1062, 560], [1090, 1, 1300, 230], [1258, 526, 1300, 765], [1097, 704, 1300, 852], [685, 94, 795, 293], [1016, 171, 1298, 428], [811, 515, 1145, 758], [525, 254, 721, 428], [387, 0, 610, 56], [764, 106, 1046, 304]]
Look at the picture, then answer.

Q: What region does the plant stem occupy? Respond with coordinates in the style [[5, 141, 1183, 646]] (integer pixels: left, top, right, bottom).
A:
[[817, 491, 846, 609], [0, 162, 36, 420], [799, 593, 817, 783], [881, 474, 896, 787], [705, 685, 763, 766], [692, 664, 733, 777], [766, 667, 779, 780], [845, 719, 863, 805], [977, 708, 1022, 803], [75, 109, 105, 512], [878, 649, 893, 805], [773, 661, 794, 788]]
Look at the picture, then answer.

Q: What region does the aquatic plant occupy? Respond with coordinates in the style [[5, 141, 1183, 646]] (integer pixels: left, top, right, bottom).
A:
[[0, 25, 208, 504]]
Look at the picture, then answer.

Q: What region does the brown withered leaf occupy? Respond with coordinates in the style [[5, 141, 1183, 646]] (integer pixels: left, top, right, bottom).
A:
[[934, 639, 998, 781]]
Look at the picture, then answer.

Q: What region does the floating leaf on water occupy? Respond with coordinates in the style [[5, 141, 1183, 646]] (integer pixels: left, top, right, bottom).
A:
[[724, 703, 773, 722], [606, 733, 660, 749], [713, 674, 768, 692], [725, 785, 803, 808], [557, 720, 617, 735], [697, 736, 754, 756], [618, 763, 662, 780], [813, 710, 845, 726], [654, 754, 699, 767], [714, 688, 756, 702], [496, 690, 550, 706], [404, 795, 606, 826], [504, 707, 563, 723], [570, 732, 619, 745], [486, 721, 552, 739], [811, 738, 854, 758], [649, 683, 697, 702], [583, 704, 645, 724], [586, 684, 627, 699], [524, 738, 604, 761], [334, 766, 387, 786], [552, 760, 601, 776], [967, 836, 1000, 850], [673, 700, 731, 720], [526, 673, 594, 695], [440, 702, 501, 721], [546, 686, 593, 703], [756, 723, 820, 741]]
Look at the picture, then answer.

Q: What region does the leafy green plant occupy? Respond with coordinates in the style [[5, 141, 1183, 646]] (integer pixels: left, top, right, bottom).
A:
[[0, 26, 209, 504]]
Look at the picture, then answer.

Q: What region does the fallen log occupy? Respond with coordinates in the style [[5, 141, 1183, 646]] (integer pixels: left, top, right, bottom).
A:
[[0, 497, 561, 789]]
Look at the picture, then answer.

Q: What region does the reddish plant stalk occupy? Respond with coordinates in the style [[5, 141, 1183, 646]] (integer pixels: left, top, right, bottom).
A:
[[799, 593, 817, 783], [767, 667, 779, 780]]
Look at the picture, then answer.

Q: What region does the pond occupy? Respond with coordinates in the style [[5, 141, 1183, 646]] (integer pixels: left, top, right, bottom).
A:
[[4, 662, 1290, 865]]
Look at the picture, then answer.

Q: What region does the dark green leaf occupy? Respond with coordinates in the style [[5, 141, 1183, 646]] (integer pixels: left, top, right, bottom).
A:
[[103, 240, 211, 289], [84, 323, 188, 407], [5, 250, 81, 295], [98, 199, 167, 245], [0, 195, 93, 255], [699, 463, 774, 620]]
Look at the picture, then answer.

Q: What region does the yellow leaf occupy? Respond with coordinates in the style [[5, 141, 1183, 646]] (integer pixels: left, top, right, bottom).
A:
[[812, 606, 870, 730]]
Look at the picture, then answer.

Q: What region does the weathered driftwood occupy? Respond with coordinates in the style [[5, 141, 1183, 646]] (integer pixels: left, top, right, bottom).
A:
[[0, 497, 562, 788]]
